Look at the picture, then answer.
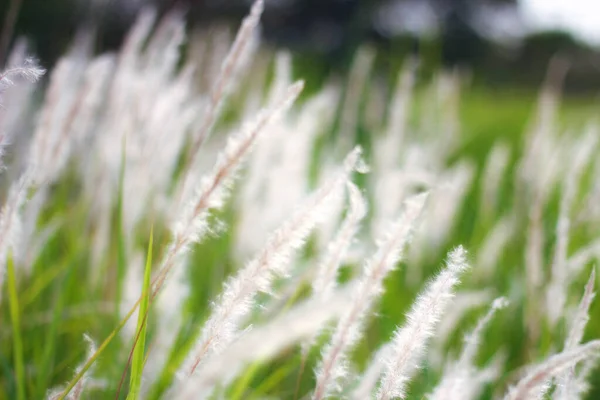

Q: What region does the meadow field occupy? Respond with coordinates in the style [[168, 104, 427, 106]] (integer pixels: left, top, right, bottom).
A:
[[1, 1, 600, 399]]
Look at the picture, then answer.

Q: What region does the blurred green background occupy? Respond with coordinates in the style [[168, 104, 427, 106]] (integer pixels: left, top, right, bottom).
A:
[[2, 0, 600, 94]]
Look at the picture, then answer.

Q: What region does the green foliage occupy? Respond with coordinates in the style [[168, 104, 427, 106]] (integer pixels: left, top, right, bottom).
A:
[[0, 85, 597, 399], [127, 227, 154, 400]]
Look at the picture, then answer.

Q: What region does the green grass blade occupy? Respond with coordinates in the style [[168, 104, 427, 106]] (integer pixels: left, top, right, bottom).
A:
[[230, 283, 307, 400], [127, 227, 154, 400], [58, 229, 168, 399], [7, 252, 26, 400], [56, 293, 143, 400], [249, 361, 296, 398], [20, 261, 71, 307], [230, 360, 263, 400], [35, 245, 82, 398]]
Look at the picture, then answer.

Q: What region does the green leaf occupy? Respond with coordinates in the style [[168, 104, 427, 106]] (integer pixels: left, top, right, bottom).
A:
[[56, 271, 150, 400], [127, 227, 154, 400]]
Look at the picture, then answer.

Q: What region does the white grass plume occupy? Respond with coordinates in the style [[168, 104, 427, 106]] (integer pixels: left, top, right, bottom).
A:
[[312, 192, 428, 400], [0, 58, 45, 89], [188, 0, 264, 162], [146, 82, 303, 383], [28, 45, 92, 185], [0, 59, 44, 292], [0, 46, 41, 170], [0, 172, 31, 299], [47, 334, 97, 400], [313, 181, 367, 299], [179, 147, 362, 377], [301, 181, 366, 356], [520, 60, 567, 343], [377, 246, 470, 400], [153, 81, 303, 297], [143, 8, 187, 81], [430, 290, 494, 367], [503, 340, 600, 400], [235, 61, 328, 258], [429, 297, 508, 400], [546, 131, 598, 327], [458, 297, 508, 366], [408, 162, 474, 271], [174, 285, 355, 399], [565, 269, 597, 351], [554, 268, 597, 399], [353, 290, 495, 400]]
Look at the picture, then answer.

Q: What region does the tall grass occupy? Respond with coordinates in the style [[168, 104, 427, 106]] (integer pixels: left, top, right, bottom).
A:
[[1, 1, 600, 399]]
